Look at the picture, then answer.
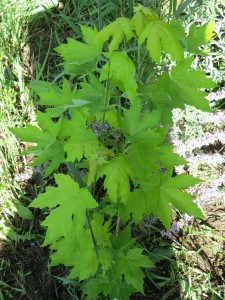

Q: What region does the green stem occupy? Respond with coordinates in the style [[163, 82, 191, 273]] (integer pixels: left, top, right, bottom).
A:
[[136, 47, 149, 86], [86, 209, 99, 259], [67, 162, 99, 259], [99, 61, 111, 145], [116, 211, 120, 236], [137, 44, 141, 85], [67, 161, 86, 188]]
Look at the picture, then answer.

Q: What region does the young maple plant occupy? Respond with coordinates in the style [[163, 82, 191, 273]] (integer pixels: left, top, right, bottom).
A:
[[11, 5, 216, 299]]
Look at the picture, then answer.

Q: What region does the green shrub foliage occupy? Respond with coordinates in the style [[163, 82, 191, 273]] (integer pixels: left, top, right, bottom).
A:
[[11, 5, 216, 299]]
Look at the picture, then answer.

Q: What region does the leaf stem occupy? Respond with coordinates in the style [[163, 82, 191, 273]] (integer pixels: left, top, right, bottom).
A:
[[86, 209, 99, 259], [99, 61, 111, 145], [116, 211, 120, 236], [137, 44, 141, 85], [67, 162, 99, 259], [67, 161, 86, 188]]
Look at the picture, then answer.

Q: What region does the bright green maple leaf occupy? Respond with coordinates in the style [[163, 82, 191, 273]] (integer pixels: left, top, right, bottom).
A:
[[80, 25, 99, 45], [49, 235, 77, 267], [97, 17, 134, 53], [120, 172, 203, 229], [110, 225, 136, 252], [37, 78, 76, 106], [84, 275, 115, 299], [75, 73, 106, 114], [29, 80, 52, 92], [36, 78, 89, 117], [69, 228, 99, 280], [149, 57, 216, 111], [170, 17, 188, 49], [55, 36, 102, 74], [139, 20, 184, 63], [95, 107, 119, 129], [140, 170, 204, 230], [100, 51, 137, 101], [84, 273, 137, 300], [30, 174, 98, 245], [121, 105, 185, 179], [132, 4, 159, 36], [97, 155, 133, 203], [98, 248, 112, 275], [126, 140, 186, 181], [91, 212, 111, 247], [50, 227, 98, 280], [112, 248, 153, 293], [109, 282, 137, 300], [187, 20, 215, 54], [119, 99, 162, 142], [141, 87, 174, 125], [10, 112, 65, 177], [87, 148, 114, 186], [61, 111, 100, 162], [119, 190, 149, 224], [31, 175, 99, 280], [10, 123, 50, 147]]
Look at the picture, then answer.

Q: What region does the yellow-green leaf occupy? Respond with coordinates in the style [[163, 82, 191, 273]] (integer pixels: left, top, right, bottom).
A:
[[30, 174, 98, 245], [100, 51, 137, 101], [97, 17, 134, 52], [187, 20, 215, 54], [139, 20, 184, 63], [97, 155, 133, 203], [132, 4, 159, 36]]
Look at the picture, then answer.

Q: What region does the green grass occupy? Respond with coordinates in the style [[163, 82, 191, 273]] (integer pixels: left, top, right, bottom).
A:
[[0, 0, 225, 299], [0, 1, 36, 297], [0, 0, 35, 240]]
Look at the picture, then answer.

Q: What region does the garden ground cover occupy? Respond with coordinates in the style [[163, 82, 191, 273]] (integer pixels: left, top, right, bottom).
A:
[[0, 0, 225, 299]]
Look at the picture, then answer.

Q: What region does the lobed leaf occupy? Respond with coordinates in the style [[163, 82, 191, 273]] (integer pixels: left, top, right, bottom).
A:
[[112, 248, 153, 293], [84, 276, 115, 299], [119, 98, 162, 142], [37, 78, 89, 117], [29, 80, 52, 92], [97, 17, 134, 52], [87, 148, 114, 186], [139, 20, 184, 63], [80, 25, 99, 45], [55, 38, 102, 74], [100, 51, 137, 101], [75, 73, 106, 114], [10, 113, 65, 177], [97, 155, 133, 203], [91, 212, 111, 247], [62, 111, 100, 162], [141, 171, 204, 230], [126, 139, 186, 181], [30, 174, 98, 245], [110, 226, 136, 251], [148, 57, 216, 112], [187, 20, 215, 54], [132, 4, 159, 36], [50, 228, 98, 280]]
